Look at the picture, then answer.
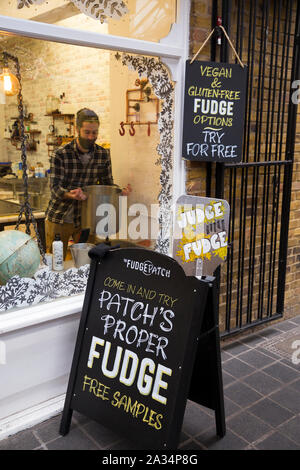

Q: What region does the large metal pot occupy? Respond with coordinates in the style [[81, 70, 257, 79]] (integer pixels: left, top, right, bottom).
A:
[[81, 184, 122, 237]]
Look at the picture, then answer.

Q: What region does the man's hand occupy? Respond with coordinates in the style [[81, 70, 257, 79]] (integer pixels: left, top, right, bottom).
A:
[[64, 188, 88, 201]]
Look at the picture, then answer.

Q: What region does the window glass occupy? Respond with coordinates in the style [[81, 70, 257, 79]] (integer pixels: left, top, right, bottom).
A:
[[0, 0, 177, 43], [0, 32, 173, 312]]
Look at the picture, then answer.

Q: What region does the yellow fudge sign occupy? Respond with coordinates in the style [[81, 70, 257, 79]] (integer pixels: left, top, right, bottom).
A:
[[173, 195, 230, 276]]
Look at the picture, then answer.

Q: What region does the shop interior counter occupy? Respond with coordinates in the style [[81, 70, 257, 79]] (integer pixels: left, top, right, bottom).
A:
[[0, 177, 50, 211]]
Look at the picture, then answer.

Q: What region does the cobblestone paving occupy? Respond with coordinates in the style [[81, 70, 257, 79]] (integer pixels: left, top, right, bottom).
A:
[[1, 316, 299, 451]]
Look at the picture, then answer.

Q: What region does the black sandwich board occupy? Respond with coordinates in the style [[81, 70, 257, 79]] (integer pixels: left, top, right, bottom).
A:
[[60, 244, 225, 450], [182, 60, 247, 162]]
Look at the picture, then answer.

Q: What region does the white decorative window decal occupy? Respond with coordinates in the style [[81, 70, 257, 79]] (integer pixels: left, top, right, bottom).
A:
[[17, 0, 129, 23], [0, 265, 90, 311], [121, 54, 174, 256]]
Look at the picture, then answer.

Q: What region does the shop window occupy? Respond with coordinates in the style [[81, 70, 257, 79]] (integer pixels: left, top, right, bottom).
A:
[[0, 0, 177, 43], [0, 33, 174, 312]]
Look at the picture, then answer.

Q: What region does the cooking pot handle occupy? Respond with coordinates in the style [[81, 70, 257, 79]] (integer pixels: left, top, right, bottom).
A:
[[94, 182, 121, 189]]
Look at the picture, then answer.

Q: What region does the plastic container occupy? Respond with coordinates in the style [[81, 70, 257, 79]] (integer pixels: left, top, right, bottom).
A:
[[70, 243, 95, 268], [52, 234, 63, 271]]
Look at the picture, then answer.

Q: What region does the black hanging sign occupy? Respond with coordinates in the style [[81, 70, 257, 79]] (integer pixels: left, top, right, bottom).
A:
[[182, 60, 247, 162], [60, 245, 209, 450]]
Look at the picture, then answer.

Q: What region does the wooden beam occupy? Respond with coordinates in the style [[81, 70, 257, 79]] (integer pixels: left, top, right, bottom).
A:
[[31, 2, 79, 24]]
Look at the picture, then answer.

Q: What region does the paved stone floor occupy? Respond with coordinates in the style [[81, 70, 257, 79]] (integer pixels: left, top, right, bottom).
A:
[[0, 315, 299, 451]]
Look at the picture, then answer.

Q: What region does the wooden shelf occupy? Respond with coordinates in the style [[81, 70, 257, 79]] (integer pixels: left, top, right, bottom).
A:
[[45, 114, 75, 156], [45, 113, 74, 118]]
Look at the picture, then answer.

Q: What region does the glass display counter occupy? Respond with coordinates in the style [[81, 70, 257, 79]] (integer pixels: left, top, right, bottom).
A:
[[0, 177, 50, 211]]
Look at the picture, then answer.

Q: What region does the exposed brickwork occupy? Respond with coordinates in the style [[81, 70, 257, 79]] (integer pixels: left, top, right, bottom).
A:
[[3, 19, 110, 170]]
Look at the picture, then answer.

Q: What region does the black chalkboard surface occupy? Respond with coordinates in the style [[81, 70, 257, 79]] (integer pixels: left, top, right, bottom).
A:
[[60, 245, 209, 450], [182, 60, 247, 162]]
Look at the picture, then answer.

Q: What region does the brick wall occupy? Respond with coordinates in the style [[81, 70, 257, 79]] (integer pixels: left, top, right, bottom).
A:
[[285, 129, 300, 317], [189, 0, 300, 328], [1, 15, 162, 234], [3, 15, 110, 171]]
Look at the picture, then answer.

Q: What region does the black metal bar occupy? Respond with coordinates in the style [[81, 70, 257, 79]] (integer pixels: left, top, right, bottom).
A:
[[258, 0, 273, 321], [211, 0, 218, 61], [236, 166, 245, 329], [243, 0, 256, 325], [254, 0, 267, 164], [220, 312, 283, 339], [277, 0, 300, 315], [238, 0, 247, 327], [279, 0, 293, 164], [215, 0, 230, 202], [247, 0, 262, 324], [266, 0, 282, 318], [206, 0, 219, 197], [270, 0, 292, 317], [225, 166, 235, 332], [245, 0, 256, 164], [255, 0, 269, 320], [224, 160, 292, 168], [276, 1, 290, 164], [224, 0, 246, 334], [268, 0, 292, 321], [268, 0, 282, 318], [214, 0, 231, 330], [235, 0, 247, 330], [268, 168, 281, 315]]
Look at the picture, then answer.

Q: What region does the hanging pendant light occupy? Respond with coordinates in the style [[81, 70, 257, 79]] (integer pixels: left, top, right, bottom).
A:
[[0, 66, 20, 96]]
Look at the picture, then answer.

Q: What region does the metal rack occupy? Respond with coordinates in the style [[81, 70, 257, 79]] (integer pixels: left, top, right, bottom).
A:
[[119, 79, 159, 136]]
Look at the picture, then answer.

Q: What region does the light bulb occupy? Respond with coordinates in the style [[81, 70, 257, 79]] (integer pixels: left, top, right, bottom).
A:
[[0, 67, 20, 96]]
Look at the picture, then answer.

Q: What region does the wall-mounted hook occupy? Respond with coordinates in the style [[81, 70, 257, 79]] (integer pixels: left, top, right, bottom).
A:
[[119, 121, 125, 136], [129, 121, 135, 136]]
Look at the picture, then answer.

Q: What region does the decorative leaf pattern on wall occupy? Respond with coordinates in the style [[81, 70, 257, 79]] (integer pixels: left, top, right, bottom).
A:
[[0, 265, 90, 312], [16, 0, 128, 23], [72, 0, 128, 23], [122, 54, 174, 255], [17, 0, 48, 8]]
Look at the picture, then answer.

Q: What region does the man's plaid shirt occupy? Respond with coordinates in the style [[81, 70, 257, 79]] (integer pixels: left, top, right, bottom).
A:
[[46, 139, 113, 228]]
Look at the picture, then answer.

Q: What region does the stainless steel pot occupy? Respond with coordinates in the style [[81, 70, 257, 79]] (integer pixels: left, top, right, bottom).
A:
[[81, 184, 122, 237]]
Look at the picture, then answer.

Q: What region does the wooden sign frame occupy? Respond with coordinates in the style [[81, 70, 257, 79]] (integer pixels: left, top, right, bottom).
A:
[[60, 244, 225, 450]]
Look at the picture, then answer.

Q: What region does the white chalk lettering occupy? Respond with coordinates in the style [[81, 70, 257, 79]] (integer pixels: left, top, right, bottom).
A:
[[87, 337, 172, 404]]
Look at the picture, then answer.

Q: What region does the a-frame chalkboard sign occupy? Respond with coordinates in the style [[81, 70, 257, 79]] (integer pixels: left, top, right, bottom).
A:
[[60, 244, 225, 450]]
